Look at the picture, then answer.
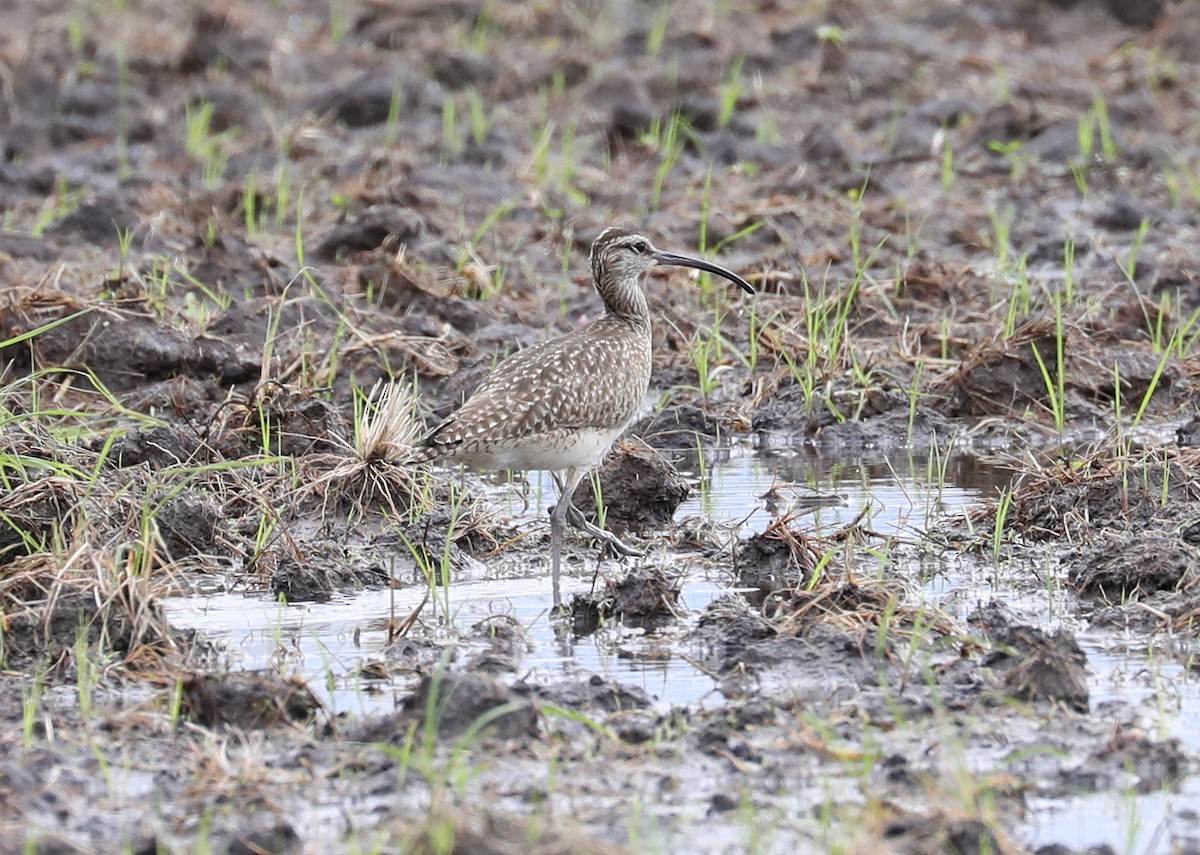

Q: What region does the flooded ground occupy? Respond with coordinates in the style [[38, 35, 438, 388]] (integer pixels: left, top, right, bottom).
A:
[[4, 0, 1200, 852], [165, 447, 1003, 715]]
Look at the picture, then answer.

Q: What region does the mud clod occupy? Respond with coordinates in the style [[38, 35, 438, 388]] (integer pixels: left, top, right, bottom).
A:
[[182, 672, 321, 730], [3, 307, 259, 392], [976, 617, 1089, 712], [632, 403, 726, 449], [570, 441, 689, 535], [223, 822, 302, 855], [734, 517, 824, 596], [100, 424, 206, 468], [881, 812, 1015, 855], [465, 614, 531, 674], [393, 807, 636, 855], [268, 548, 388, 603], [533, 674, 655, 714], [570, 565, 682, 629], [400, 672, 539, 742], [1078, 727, 1185, 794], [156, 492, 223, 560], [314, 206, 427, 261], [1068, 533, 1200, 597], [236, 384, 349, 457]]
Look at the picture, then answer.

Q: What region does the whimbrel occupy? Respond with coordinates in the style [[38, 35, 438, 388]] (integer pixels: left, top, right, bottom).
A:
[[413, 227, 754, 606]]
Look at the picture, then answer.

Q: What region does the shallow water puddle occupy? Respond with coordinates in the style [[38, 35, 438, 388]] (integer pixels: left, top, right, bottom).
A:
[[1026, 784, 1200, 853], [1023, 640, 1200, 853], [675, 444, 1011, 539], [929, 561, 1200, 852], [164, 444, 1200, 852], [166, 444, 1003, 715], [168, 575, 740, 715]]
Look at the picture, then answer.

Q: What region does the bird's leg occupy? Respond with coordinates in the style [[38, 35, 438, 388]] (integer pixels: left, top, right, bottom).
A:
[[551, 472, 645, 559], [550, 468, 588, 608]]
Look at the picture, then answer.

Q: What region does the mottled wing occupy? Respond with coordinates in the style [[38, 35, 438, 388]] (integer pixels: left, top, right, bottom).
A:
[[421, 324, 648, 456]]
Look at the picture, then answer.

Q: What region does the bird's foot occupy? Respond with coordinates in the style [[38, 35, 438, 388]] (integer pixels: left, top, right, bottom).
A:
[[565, 503, 644, 558]]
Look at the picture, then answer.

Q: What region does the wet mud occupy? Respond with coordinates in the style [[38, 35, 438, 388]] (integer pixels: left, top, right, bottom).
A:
[[3, 0, 1200, 852]]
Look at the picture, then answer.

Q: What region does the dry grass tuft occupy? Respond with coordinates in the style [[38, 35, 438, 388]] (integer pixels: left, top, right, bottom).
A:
[[304, 380, 433, 521], [356, 380, 424, 463], [0, 543, 180, 671]]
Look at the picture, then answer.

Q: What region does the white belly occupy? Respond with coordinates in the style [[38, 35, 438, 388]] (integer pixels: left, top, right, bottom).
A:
[[454, 426, 625, 472]]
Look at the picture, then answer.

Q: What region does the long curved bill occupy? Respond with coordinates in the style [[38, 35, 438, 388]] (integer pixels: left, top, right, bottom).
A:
[[652, 250, 755, 294]]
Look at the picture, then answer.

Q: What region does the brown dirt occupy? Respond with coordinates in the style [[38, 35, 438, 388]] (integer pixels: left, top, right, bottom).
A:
[[3, 0, 1200, 852]]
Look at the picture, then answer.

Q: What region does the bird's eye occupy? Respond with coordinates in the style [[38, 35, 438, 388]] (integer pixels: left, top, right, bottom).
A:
[[631, 240, 649, 254]]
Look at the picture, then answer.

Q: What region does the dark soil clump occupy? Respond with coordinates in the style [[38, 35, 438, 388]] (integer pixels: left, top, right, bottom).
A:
[[533, 675, 655, 714], [733, 517, 824, 597], [632, 403, 728, 449], [1068, 533, 1200, 597], [973, 607, 1089, 712], [182, 672, 322, 729], [570, 440, 690, 535], [400, 672, 539, 742], [570, 565, 682, 630]]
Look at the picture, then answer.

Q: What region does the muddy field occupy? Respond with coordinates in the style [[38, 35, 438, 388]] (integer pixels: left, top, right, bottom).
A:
[[3, 0, 1200, 852]]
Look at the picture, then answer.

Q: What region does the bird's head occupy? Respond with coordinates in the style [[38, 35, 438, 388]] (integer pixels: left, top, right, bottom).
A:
[[589, 227, 754, 296]]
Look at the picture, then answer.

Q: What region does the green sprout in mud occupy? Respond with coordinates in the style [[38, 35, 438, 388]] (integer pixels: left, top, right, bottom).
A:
[[707, 222, 762, 288], [442, 98, 462, 158], [375, 665, 534, 807], [242, 177, 263, 235], [745, 303, 765, 374], [273, 136, 295, 228], [587, 469, 609, 536], [782, 242, 872, 418], [392, 483, 469, 621], [940, 127, 956, 191], [992, 487, 1013, 562], [1062, 235, 1078, 304], [31, 175, 82, 236], [168, 678, 185, 728], [645, 5, 670, 57], [1074, 92, 1120, 193], [988, 138, 1030, 182], [1029, 297, 1067, 437], [690, 322, 729, 405], [1162, 154, 1200, 208], [22, 663, 48, 748], [696, 169, 762, 303], [924, 435, 952, 502], [1132, 349, 1173, 432], [1090, 91, 1119, 163], [648, 114, 693, 210], [74, 618, 99, 720], [466, 89, 491, 147], [112, 225, 135, 281], [529, 119, 586, 205], [463, 198, 517, 285], [1117, 217, 1151, 284], [327, 0, 350, 43], [816, 23, 847, 47], [897, 602, 941, 695], [382, 76, 406, 147], [1002, 257, 1033, 338], [753, 73, 781, 146], [719, 56, 745, 129], [184, 101, 235, 190], [906, 360, 926, 444], [987, 201, 1017, 280], [204, 214, 220, 247]]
